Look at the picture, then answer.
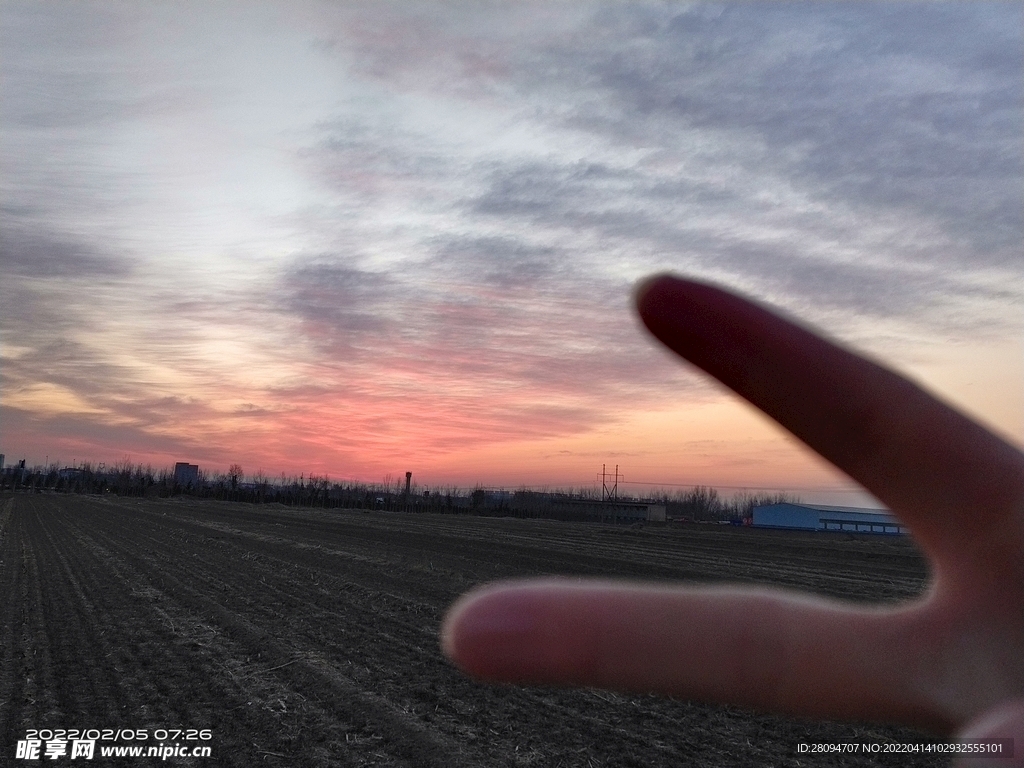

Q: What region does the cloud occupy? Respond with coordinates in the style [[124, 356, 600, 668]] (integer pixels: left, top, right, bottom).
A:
[[543, 4, 1022, 261], [2, 2, 1019, 479], [318, 3, 1020, 327], [284, 261, 397, 346], [0, 219, 129, 278], [270, 2, 1021, 466], [277, 242, 704, 451]]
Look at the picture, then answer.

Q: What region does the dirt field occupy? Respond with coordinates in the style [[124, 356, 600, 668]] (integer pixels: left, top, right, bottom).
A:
[[1, 493, 950, 766]]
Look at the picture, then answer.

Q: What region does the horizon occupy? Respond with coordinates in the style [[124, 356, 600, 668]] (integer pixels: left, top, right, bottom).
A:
[[2, 3, 1021, 512], [0, 453, 900, 508]]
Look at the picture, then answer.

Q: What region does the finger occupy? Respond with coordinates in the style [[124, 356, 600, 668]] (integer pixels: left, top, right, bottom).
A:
[[441, 578, 953, 733], [955, 699, 1024, 767], [634, 274, 1024, 572]]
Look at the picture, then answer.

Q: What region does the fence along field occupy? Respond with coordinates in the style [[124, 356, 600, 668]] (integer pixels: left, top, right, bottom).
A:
[[1, 493, 944, 766]]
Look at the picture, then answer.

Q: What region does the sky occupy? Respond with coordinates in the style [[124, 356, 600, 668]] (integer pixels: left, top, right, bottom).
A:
[[1, 2, 1021, 504]]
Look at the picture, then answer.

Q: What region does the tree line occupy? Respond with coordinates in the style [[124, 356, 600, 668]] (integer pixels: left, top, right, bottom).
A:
[[1, 460, 796, 520], [654, 485, 797, 522], [1, 460, 471, 512]]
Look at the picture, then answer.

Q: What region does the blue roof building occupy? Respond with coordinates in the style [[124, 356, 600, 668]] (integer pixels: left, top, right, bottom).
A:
[[752, 502, 906, 535]]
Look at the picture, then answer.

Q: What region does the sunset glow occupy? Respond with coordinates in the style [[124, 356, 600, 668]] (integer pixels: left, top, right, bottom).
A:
[[2, 3, 1021, 505]]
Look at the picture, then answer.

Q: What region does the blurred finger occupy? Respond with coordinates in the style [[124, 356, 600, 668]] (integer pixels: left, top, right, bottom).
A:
[[955, 699, 1024, 767], [441, 578, 953, 732], [634, 274, 1024, 571]]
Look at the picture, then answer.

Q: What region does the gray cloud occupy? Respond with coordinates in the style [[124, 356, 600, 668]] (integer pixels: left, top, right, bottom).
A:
[[285, 261, 397, 341], [538, 4, 1021, 261], [459, 151, 1014, 338], [428, 236, 563, 292], [326, 2, 1020, 331], [0, 219, 129, 278]]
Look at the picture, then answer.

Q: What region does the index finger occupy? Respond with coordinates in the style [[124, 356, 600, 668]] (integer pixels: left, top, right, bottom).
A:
[[635, 274, 1024, 575]]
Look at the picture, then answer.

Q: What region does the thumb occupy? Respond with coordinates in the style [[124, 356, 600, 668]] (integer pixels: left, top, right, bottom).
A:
[[955, 700, 1024, 767]]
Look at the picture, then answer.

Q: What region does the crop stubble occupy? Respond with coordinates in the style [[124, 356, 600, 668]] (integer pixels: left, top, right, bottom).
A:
[[0, 494, 946, 766]]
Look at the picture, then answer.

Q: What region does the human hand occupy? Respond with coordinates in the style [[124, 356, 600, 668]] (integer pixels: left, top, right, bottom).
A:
[[441, 274, 1024, 758]]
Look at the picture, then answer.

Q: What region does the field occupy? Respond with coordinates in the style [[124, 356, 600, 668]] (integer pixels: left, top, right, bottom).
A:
[[0, 493, 948, 766]]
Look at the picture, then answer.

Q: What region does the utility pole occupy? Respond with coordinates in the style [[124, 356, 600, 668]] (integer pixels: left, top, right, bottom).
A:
[[601, 464, 622, 502]]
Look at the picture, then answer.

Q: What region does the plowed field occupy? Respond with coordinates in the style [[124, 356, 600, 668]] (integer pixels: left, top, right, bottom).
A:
[[1, 493, 946, 766]]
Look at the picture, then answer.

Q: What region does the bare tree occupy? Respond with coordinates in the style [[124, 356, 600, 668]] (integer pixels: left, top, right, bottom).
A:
[[677, 485, 723, 521], [252, 468, 268, 503], [728, 491, 799, 519], [228, 464, 243, 492]]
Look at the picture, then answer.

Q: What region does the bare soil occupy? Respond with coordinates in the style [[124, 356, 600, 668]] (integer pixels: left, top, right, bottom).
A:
[[1, 493, 949, 766]]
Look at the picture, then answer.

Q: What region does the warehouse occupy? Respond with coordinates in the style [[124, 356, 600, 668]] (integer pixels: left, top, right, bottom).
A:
[[508, 492, 666, 524], [752, 502, 906, 534]]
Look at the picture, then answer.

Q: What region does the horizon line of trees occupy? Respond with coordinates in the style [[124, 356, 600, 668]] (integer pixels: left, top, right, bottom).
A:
[[0, 458, 797, 520]]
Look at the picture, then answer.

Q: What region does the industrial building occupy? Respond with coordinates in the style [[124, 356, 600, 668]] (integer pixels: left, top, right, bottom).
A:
[[752, 502, 905, 534], [173, 462, 200, 488], [549, 498, 666, 524], [510, 493, 666, 524]]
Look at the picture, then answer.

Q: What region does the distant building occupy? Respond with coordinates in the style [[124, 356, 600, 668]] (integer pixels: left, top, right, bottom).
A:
[[173, 462, 200, 487], [549, 498, 666, 524], [752, 502, 905, 534], [5, 460, 29, 483], [512, 492, 666, 524]]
